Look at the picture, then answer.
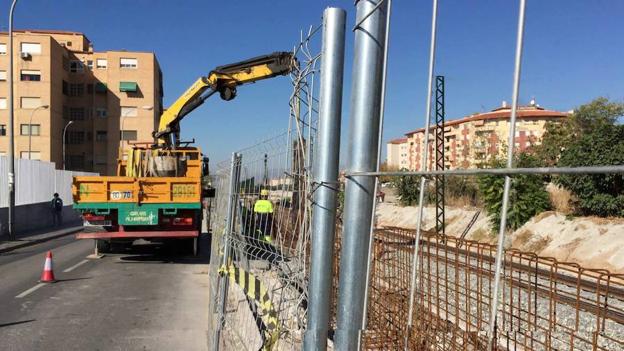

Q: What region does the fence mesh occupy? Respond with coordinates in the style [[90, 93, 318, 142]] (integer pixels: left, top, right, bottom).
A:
[[209, 24, 321, 350], [357, 226, 624, 350]]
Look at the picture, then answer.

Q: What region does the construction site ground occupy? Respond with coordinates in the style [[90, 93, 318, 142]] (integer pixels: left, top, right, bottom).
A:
[[376, 186, 624, 273]]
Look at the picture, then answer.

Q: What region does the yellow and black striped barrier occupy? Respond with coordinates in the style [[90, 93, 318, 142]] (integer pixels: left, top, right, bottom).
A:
[[218, 264, 279, 350]]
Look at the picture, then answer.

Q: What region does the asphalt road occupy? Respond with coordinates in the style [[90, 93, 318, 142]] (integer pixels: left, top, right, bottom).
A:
[[0, 233, 212, 351]]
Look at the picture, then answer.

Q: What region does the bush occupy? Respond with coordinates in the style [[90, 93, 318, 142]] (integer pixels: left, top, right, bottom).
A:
[[556, 122, 624, 217], [445, 176, 480, 206], [392, 174, 422, 206], [478, 153, 550, 231]]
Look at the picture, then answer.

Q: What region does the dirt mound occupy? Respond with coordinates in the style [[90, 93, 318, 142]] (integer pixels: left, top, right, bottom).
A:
[[375, 203, 624, 273]]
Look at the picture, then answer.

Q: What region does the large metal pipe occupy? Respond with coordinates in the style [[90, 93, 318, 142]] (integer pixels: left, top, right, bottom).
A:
[[303, 8, 346, 350], [488, 1, 526, 349], [334, 1, 389, 349], [213, 152, 241, 351], [362, 0, 392, 328], [7, 0, 18, 240], [406, 1, 439, 348]]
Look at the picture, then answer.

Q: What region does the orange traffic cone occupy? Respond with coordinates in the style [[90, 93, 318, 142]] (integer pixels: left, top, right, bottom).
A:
[[40, 251, 56, 283]]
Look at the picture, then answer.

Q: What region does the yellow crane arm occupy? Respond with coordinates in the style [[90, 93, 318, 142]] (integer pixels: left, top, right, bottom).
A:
[[154, 51, 294, 146]]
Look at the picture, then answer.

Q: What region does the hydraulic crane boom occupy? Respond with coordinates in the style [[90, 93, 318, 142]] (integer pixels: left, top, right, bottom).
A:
[[153, 51, 294, 146]]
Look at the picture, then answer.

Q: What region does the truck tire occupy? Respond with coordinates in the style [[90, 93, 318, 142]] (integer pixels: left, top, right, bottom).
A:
[[96, 239, 111, 253]]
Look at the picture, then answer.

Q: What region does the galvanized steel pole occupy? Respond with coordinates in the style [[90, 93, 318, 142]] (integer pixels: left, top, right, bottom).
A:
[[335, 0, 388, 349], [487, 1, 526, 349], [303, 8, 346, 350], [213, 152, 241, 351], [362, 0, 392, 329], [7, 0, 18, 240], [406, 1, 439, 349]]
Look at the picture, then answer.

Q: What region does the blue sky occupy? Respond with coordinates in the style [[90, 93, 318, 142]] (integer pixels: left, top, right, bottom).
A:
[[2, 0, 623, 163]]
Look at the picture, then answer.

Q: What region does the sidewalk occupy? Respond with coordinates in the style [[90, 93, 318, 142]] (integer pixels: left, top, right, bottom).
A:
[[0, 223, 83, 254]]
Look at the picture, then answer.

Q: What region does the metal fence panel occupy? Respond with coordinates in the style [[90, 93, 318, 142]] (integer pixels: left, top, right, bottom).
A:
[[209, 23, 321, 351]]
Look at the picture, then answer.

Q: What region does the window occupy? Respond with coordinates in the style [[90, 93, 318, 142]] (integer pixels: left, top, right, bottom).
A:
[[62, 80, 68, 95], [69, 83, 84, 97], [87, 84, 93, 94], [20, 151, 40, 160], [121, 106, 138, 117], [69, 107, 85, 120], [20, 124, 40, 136], [96, 131, 107, 141], [0, 124, 6, 136], [20, 70, 41, 81], [67, 155, 84, 169], [95, 154, 107, 165], [86, 60, 93, 70], [120, 130, 137, 141], [67, 131, 85, 145], [0, 43, 6, 55], [95, 82, 107, 93], [120, 58, 138, 68], [0, 98, 6, 109], [21, 97, 42, 109], [65, 41, 72, 47], [21, 42, 41, 55], [70, 60, 84, 73], [96, 108, 107, 118], [0, 70, 6, 81], [96, 59, 108, 69]]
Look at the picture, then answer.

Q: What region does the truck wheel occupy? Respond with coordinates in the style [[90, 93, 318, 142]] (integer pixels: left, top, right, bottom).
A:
[[96, 239, 111, 253]]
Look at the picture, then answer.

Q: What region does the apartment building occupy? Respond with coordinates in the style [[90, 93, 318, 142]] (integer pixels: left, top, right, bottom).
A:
[[387, 103, 568, 170], [0, 29, 163, 175], [386, 137, 409, 169]]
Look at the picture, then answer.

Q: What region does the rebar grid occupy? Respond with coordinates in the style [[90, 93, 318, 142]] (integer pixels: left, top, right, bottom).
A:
[[358, 227, 624, 350], [209, 24, 322, 350]]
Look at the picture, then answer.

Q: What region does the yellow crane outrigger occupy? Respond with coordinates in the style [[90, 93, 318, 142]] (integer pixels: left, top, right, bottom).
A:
[[153, 51, 294, 147]]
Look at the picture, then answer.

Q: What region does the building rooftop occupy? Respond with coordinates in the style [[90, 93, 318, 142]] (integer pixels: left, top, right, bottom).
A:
[[405, 104, 568, 136], [388, 137, 408, 144]]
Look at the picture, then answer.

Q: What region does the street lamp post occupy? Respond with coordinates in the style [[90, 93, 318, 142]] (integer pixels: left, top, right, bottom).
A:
[[28, 105, 49, 160], [6, 0, 19, 240], [62, 120, 74, 170]]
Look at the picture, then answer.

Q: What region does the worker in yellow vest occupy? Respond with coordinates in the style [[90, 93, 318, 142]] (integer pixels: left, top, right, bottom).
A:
[[253, 189, 274, 243]]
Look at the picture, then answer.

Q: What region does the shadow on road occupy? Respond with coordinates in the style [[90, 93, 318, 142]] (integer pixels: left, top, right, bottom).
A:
[[115, 232, 212, 265], [0, 320, 36, 328], [55, 277, 91, 283]]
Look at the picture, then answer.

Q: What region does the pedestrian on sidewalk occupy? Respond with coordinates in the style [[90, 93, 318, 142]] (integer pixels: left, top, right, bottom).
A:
[[51, 193, 64, 227]]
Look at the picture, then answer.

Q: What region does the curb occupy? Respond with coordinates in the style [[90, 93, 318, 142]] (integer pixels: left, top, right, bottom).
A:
[[0, 227, 83, 254]]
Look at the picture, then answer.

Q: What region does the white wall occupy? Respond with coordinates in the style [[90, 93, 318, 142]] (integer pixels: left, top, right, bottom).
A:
[[0, 156, 96, 207]]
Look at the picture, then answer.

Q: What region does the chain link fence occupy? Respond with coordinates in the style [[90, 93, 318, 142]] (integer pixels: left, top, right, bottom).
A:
[[208, 24, 321, 350]]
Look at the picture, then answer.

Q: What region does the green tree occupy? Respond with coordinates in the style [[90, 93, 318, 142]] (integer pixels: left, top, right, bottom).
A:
[[535, 97, 624, 167], [478, 153, 551, 231], [556, 122, 624, 216], [392, 172, 421, 207], [534, 97, 624, 217]]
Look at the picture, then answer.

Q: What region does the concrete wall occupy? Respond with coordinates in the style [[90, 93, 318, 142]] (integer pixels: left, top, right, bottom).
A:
[[0, 202, 82, 238]]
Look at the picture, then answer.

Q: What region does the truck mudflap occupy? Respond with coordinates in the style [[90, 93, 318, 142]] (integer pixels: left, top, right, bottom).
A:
[[76, 230, 199, 239]]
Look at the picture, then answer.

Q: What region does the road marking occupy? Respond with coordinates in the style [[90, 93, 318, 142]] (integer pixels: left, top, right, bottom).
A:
[[63, 259, 89, 273], [15, 283, 46, 299]]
